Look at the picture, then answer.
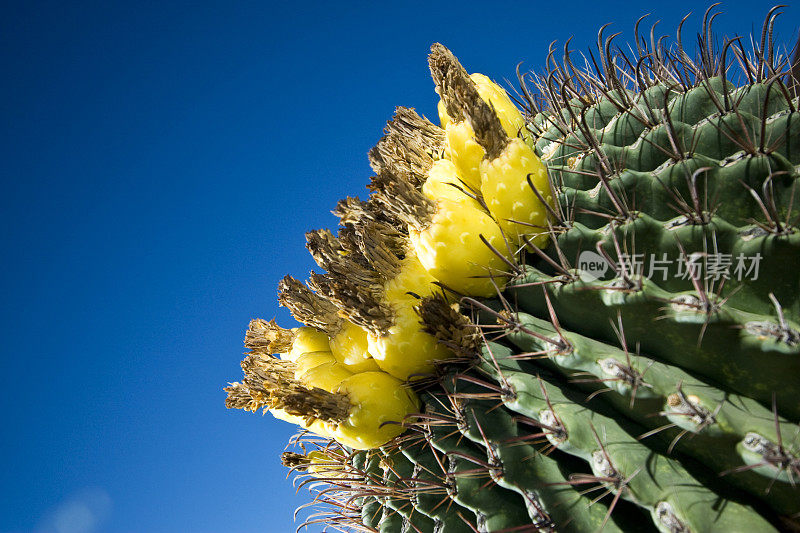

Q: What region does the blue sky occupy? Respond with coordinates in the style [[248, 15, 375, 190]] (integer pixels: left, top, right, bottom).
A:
[[1, 1, 795, 532]]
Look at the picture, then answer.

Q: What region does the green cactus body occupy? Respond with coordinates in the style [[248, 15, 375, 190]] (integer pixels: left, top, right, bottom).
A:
[[226, 5, 800, 531], [474, 341, 778, 532], [495, 307, 800, 516]]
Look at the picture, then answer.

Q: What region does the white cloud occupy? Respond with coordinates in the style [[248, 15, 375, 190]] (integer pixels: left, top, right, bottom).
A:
[[34, 488, 112, 533]]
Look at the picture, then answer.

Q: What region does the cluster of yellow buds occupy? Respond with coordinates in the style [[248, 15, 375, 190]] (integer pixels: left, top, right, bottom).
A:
[[224, 44, 551, 450]]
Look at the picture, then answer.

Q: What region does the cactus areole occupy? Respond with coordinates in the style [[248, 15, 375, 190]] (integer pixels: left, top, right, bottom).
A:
[[225, 6, 800, 531]]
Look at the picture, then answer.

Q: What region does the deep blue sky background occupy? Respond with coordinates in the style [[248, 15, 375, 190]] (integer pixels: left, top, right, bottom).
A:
[[1, 1, 795, 532]]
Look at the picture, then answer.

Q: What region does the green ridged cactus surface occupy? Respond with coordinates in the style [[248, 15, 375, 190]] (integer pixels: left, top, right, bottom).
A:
[[225, 6, 800, 532]]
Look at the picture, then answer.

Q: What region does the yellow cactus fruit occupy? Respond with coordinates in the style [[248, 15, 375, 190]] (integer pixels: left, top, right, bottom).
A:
[[293, 350, 336, 378], [381, 253, 440, 305], [440, 72, 528, 190], [331, 371, 420, 450], [305, 226, 453, 381], [357, 247, 456, 381], [230, 359, 418, 449], [421, 159, 481, 208], [224, 355, 336, 438], [367, 304, 453, 380], [430, 44, 551, 250], [269, 407, 304, 426], [469, 73, 526, 140], [303, 201, 455, 383], [281, 450, 348, 478], [303, 450, 346, 477], [437, 99, 452, 128], [409, 197, 509, 297], [439, 73, 525, 139], [287, 326, 331, 361], [327, 320, 380, 373], [444, 121, 485, 191], [278, 276, 379, 373], [270, 407, 332, 438], [296, 361, 354, 394], [242, 319, 331, 363], [480, 137, 551, 248], [371, 163, 510, 298], [291, 348, 366, 393]]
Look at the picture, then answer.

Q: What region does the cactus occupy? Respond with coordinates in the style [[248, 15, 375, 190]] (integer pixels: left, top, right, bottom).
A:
[[225, 5, 800, 531]]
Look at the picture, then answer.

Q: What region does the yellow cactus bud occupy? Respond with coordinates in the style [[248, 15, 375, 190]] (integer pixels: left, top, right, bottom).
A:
[[480, 137, 551, 248], [410, 197, 509, 297], [331, 371, 419, 450]]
